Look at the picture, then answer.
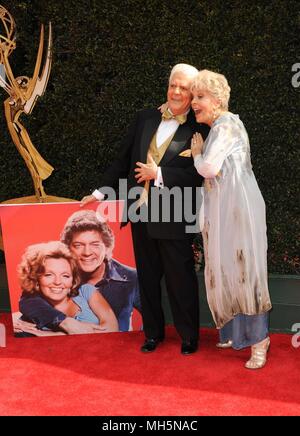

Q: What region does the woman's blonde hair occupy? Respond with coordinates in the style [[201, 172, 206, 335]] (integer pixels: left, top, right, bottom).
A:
[[191, 69, 231, 110], [18, 241, 81, 297]]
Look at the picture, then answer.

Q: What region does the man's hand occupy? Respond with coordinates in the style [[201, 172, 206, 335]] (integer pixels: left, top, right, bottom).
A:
[[135, 153, 158, 183], [191, 132, 204, 158], [59, 317, 106, 334], [80, 194, 97, 208]]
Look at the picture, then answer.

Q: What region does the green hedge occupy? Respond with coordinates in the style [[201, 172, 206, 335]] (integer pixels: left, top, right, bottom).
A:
[[0, 0, 299, 274]]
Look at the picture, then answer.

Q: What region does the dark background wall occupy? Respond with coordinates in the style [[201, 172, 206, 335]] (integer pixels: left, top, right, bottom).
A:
[[0, 0, 299, 274]]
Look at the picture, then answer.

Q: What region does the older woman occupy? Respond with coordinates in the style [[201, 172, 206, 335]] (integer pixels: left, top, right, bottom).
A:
[[191, 70, 272, 369], [16, 241, 118, 336]]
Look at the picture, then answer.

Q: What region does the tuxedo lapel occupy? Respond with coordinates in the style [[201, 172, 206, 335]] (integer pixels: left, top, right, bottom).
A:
[[140, 114, 161, 163], [159, 122, 193, 166]]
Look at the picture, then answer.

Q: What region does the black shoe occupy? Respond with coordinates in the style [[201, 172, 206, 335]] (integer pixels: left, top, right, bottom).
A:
[[181, 340, 198, 355], [141, 337, 164, 353]]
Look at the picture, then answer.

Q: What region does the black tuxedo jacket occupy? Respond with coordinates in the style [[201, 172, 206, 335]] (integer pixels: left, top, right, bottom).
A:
[[98, 108, 210, 239]]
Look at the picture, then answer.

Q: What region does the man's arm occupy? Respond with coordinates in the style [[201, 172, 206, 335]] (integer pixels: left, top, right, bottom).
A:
[[19, 295, 66, 330], [161, 164, 203, 188]]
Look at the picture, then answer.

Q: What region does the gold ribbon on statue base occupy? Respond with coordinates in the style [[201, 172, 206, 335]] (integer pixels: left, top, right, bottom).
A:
[[0, 5, 75, 250]]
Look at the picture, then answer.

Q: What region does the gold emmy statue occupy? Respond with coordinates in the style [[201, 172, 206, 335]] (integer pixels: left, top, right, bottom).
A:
[[0, 5, 74, 249]]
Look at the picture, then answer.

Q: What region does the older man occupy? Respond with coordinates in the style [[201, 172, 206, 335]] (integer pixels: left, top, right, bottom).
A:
[[81, 64, 209, 354]]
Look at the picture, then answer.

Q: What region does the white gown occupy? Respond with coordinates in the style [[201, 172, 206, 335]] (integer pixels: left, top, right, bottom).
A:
[[194, 112, 272, 329]]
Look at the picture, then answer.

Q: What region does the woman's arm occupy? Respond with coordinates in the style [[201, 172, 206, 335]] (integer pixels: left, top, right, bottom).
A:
[[88, 292, 119, 332]]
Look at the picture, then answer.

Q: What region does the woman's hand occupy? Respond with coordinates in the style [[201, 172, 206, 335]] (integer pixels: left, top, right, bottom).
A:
[[88, 291, 119, 333], [191, 132, 204, 158], [158, 101, 168, 114]]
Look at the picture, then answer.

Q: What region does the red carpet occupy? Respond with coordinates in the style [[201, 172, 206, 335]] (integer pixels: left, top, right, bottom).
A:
[[0, 313, 299, 416]]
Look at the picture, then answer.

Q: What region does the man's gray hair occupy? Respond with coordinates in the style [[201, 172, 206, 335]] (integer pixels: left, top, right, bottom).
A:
[[61, 209, 115, 250], [169, 63, 198, 83]]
